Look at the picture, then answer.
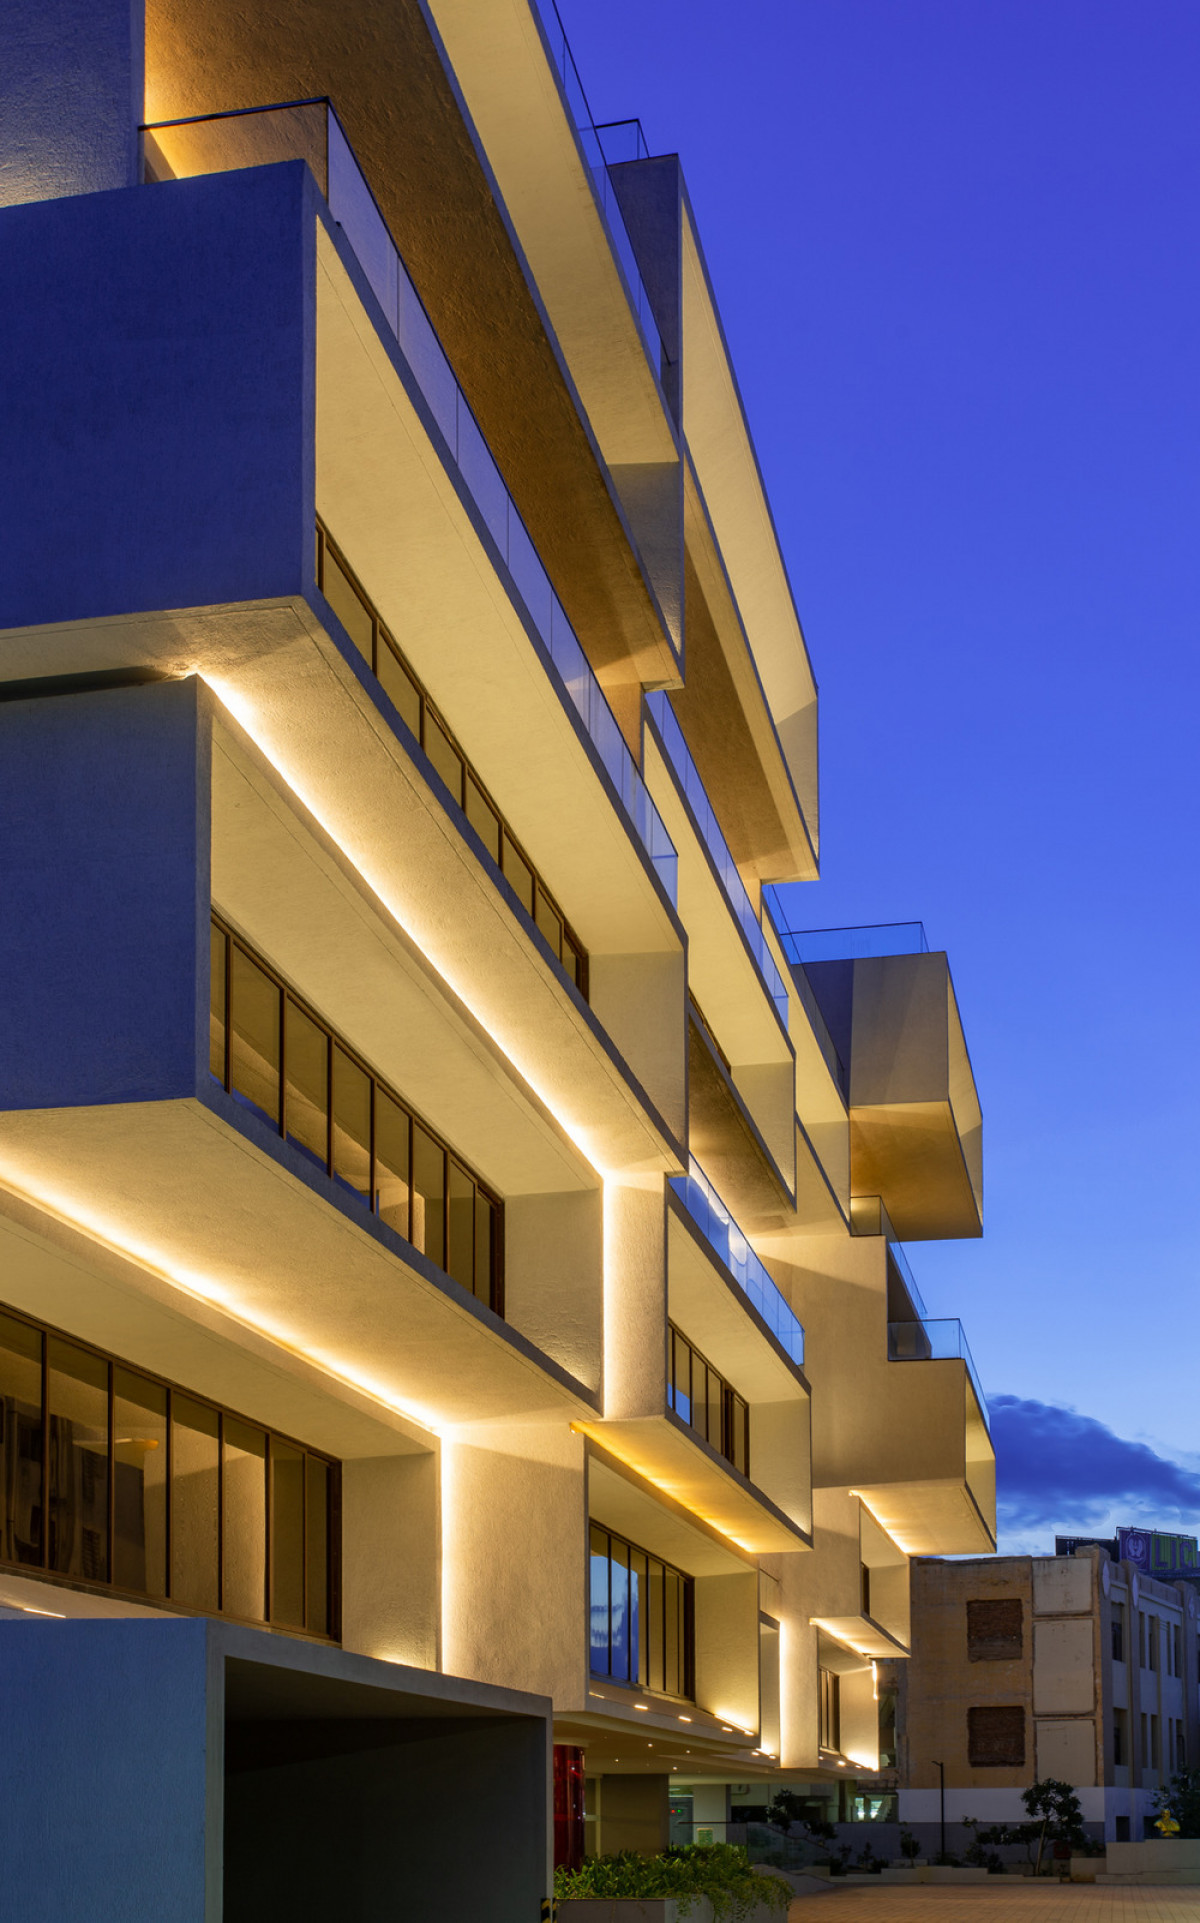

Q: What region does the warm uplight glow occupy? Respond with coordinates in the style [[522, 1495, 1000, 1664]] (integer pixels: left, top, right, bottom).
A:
[[850, 1489, 915, 1557], [809, 1617, 875, 1662], [199, 675, 617, 1177], [0, 1165, 446, 1438], [571, 1420, 753, 1552], [7, 1601, 66, 1618]]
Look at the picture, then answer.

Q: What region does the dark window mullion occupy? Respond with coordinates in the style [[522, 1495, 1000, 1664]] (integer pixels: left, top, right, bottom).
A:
[[216, 1410, 225, 1615], [325, 1030, 334, 1176], [165, 1387, 173, 1601], [300, 1452, 308, 1633], [408, 1114, 415, 1245], [277, 982, 287, 1137], [605, 1531, 613, 1679], [369, 1077, 377, 1223], [40, 1328, 49, 1572], [106, 1358, 115, 1589], [264, 1430, 272, 1625], [223, 925, 232, 1090]]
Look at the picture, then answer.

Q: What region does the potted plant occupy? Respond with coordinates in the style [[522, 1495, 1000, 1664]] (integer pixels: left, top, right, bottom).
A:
[[554, 1843, 791, 1921]]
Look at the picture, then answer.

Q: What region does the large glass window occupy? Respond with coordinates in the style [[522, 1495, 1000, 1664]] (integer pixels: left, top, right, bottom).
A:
[[316, 520, 588, 998], [667, 1326, 750, 1479], [0, 1313, 44, 1569], [0, 1306, 339, 1639], [210, 916, 502, 1314], [47, 1340, 109, 1584], [589, 1522, 692, 1701]]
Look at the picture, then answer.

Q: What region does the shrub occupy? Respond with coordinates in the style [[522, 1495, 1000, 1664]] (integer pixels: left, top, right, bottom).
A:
[[554, 1843, 791, 1918]]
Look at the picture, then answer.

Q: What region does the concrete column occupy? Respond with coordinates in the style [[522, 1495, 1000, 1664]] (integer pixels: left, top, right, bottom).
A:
[[0, 0, 143, 207], [602, 1176, 668, 1419]]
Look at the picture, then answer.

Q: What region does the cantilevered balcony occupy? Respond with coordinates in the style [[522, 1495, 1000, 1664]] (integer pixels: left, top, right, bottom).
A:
[[0, 677, 611, 1431], [647, 693, 795, 1178], [0, 108, 691, 1159], [670, 1160, 803, 1366], [425, 0, 683, 659], [576, 1155, 810, 1556], [776, 1224, 995, 1558], [772, 914, 983, 1240], [646, 696, 788, 1029], [142, 101, 677, 910], [532, 23, 666, 383]]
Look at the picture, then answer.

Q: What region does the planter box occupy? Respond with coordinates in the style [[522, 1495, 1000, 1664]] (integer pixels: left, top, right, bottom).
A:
[[1070, 1855, 1104, 1883], [1097, 1838, 1200, 1887], [556, 1900, 781, 1922]]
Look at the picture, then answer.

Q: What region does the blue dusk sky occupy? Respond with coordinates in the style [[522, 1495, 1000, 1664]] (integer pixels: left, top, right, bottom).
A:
[[556, 0, 1200, 1551]]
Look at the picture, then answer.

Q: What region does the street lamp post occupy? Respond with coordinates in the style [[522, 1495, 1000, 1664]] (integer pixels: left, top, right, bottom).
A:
[[932, 1758, 945, 1861]]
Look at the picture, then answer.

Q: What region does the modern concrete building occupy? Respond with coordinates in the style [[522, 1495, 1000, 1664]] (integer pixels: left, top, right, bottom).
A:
[[888, 1545, 1200, 1854], [0, 0, 994, 1911]]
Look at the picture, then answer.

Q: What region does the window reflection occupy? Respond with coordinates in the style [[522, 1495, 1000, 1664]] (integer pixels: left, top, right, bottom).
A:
[[332, 1048, 371, 1203], [375, 1090, 411, 1238], [316, 520, 588, 1001], [667, 1325, 750, 1481], [229, 947, 280, 1123], [0, 1314, 43, 1568], [223, 1418, 267, 1622], [412, 1123, 446, 1270], [210, 917, 502, 1313], [285, 998, 329, 1169], [113, 1369, 166, 1598], [48, 1339, 109, 1584], [0, 1308, 339, 1638], [589, 1522, 692, 1701], [172, 1395, 219, 1612], [271, 1441, 306, 1629]]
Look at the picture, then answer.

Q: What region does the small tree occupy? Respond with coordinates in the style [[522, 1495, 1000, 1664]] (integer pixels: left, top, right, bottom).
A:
[[766, 1788, 809, 1833], [1152, 1769, 1200, 1839], [964, 1779, 1088, 1873], [1023, 1779, 1087, 1851]]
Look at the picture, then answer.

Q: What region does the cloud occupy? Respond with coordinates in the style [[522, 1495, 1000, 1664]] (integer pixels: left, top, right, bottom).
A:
[[993, 1394, 1200, 1536]]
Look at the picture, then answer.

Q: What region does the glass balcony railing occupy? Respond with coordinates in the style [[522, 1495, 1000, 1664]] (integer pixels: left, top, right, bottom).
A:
[[884, 1233, 929, 1322], [596, 118, 651, 166], [646, 694, 788, 1027], [767, 907, 930, 966], [671, 1159, 804, 1366], [530, 5, 666, 381], [140, 100, 678, 908], [887, 1318, 990, 1433]]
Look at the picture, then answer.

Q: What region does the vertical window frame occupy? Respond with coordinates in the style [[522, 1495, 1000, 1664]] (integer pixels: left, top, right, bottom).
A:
[[0, 1302, 340, 1641], [210, 913, 504, 1316]]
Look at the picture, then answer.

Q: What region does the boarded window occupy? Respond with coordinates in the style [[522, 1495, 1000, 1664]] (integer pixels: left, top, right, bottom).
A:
[[968, 1705, 1025, 1766], [967, 1598, 1023, 1661]]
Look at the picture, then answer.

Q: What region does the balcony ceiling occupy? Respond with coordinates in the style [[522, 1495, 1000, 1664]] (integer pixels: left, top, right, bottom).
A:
[[0, 1101, 596, 1431]]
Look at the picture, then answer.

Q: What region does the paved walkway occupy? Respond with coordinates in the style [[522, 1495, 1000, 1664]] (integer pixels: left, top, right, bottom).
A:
[[789, 1886, 1200, 1919]]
